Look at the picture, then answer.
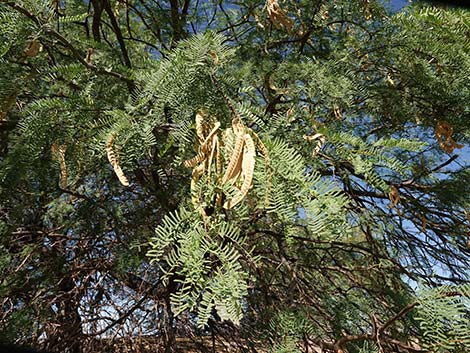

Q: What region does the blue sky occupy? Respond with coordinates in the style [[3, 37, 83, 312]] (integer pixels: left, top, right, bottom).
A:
[[389, 0, 410, 11]]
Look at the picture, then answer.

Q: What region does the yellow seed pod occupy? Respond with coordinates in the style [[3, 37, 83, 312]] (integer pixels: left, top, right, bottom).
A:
[[303, 132, 325, 156], [106, 134, 129, 186], [222, 128, 245, 184], [184, 151, 206, 168], [224, 134, 256, 209]]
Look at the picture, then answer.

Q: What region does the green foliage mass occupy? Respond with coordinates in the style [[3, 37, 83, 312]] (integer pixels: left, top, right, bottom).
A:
[[0, 1, 469, 353]]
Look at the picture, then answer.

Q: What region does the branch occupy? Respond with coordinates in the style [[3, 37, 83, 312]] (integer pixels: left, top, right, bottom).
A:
[[401, 154, 459, 187], [1, 1, 134, 87], [102, 0, 132, 68], [45, 28, 134, 85], [378, 302, 419, 335]]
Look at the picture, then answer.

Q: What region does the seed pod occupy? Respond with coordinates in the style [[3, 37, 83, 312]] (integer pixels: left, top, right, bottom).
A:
[[23, 38, 42, 58], [266, 0, 293, 30], [195, 111, 206, 143], [184, 150, 206, 168], [225, 134, 256, 209], [222, 128, 245, 184], [303, 132, 325, 156], [106, 134, 129, 186], [388, 185, 400, 209]]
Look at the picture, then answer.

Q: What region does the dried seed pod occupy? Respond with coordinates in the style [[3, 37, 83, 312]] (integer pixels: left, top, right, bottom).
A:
[[195, 111, 206, 143], [208, 50, 219, 66], [333, 104, 342, 120], [106, 134, 129, 186], [85, 48, 94, 64], [222, 128, 245, 184], [23, 38, 42, 58], [184, 121, 220, 167], [207, 135, 219, 183], [388, 185, 400, 209], [225, 134, 256, 209], [200, 122, 220, 151], [303, 132, 326, 156], [266, 0, 293, 30], [435, 120, 463, 153], [184, 150, 206, 168], [215, 134, 222, 182]]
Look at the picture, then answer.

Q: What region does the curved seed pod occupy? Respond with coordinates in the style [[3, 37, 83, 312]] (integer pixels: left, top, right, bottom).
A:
[[303, 132, 326, 156], [232, 118, 244, 134], [106, 134, 129, 186], [222, 128, 245, 184], [195, 111, 206, 143], [200, 121, 220, 152], [113, 162, 130, 187], [239, 134, 256, 193], [224, 144, 243, 186], [184, 122, 220, 168], [184, 150, 206, 168], [251, 131, 270, 167], [215, 134, 222, 182], [57, 145, 67, 188], [388, 185, 400, 209], [106, 134, 117, 165], [266, 0, 293, 30], [333, 104, 342, 120], [23, 38, 42, 58], [435, 120, 463, 153], [207, 135, 218, 183], [224, 134, 256, 209]]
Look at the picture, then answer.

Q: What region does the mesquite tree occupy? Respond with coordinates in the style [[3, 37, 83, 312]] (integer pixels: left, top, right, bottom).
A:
[[0, 1, 469, 352]]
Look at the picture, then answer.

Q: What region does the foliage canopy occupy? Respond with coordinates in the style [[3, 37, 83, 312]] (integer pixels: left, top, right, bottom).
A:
[[0, 1, 469, 353]]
